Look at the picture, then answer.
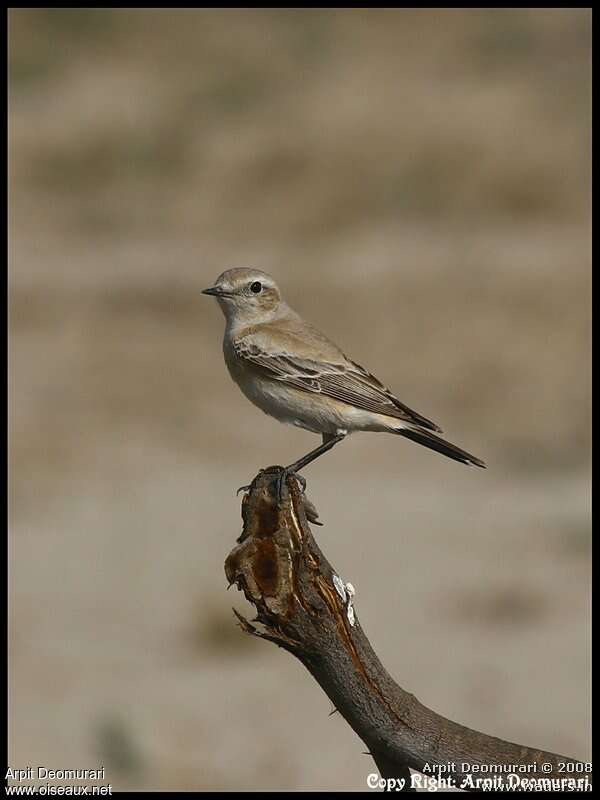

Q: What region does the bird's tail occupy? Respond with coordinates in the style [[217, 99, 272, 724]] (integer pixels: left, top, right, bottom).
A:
[[395, 426, 486, 468]]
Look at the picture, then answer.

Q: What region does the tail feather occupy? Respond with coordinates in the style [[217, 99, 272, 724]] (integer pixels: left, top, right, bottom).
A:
[[398, 427, 486, 468]]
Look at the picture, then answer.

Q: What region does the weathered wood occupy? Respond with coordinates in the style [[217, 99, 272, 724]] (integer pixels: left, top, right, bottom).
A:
[[224, 467, 591, 792]]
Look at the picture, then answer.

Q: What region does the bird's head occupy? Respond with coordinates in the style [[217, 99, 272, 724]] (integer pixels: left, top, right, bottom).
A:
[[202, 268, 283, 325]]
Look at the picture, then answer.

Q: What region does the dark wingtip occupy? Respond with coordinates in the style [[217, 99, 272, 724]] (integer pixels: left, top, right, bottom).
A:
[[399, 427, 487, 469], [468, 457, 487, 469]]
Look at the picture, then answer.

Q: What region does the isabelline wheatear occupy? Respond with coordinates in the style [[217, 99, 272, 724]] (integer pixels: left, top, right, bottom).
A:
[[202, 268, 485, 490]]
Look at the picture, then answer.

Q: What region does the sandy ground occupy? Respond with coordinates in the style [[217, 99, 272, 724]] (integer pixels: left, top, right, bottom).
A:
[[9, 9, 590, 791]]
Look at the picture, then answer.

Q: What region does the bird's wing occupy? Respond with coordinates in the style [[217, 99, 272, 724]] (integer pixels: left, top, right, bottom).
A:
[[234, 337, 441, 432]]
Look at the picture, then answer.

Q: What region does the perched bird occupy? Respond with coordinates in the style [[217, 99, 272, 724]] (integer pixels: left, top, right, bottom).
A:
[[202, 268, 485, 490]]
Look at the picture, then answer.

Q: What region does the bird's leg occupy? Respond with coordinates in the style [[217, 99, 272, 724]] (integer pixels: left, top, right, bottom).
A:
[[276, 432, 346, 504], [287, 432, 347, 473]]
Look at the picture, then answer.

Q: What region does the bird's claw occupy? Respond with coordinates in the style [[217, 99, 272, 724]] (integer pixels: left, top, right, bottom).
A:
[[236, 467, 306, 505], [276, 467, 306, 507], [294, 472, 307, 492]]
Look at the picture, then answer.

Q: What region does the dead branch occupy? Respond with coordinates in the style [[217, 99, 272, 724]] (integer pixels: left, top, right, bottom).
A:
[[224, 467, 591, 792]]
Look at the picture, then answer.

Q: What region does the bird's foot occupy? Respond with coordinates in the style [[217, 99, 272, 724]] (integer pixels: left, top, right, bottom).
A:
[[236, 467, 268, 496], [275, 467, 306, 506], [235, 466, 306, 504], [293, 471, 307, 493]]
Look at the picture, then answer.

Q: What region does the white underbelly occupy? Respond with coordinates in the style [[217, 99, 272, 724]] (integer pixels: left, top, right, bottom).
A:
[[241, 373, 334, 433]]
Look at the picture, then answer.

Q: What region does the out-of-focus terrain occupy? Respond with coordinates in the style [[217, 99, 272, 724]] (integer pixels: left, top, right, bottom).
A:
[[9, 9, 590, 791]]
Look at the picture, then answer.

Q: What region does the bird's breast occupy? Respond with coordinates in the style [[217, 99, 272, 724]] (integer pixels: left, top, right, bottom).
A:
[[222, 340, 339, 434]]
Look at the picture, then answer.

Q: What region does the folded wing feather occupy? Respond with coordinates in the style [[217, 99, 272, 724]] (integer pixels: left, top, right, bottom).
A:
[[234, 338, 441, 432]]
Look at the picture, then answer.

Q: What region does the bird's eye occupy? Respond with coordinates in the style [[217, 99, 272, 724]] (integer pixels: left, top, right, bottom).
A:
[[250, 281, 262, 294]]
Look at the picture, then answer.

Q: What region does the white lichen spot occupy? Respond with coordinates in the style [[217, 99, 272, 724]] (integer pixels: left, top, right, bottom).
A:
[[347, 603, 355, 627], [345, 582, 355, 600]]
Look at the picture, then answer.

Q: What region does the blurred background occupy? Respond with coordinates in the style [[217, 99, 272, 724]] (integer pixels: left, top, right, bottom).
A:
[[9, 8, 591, 792]]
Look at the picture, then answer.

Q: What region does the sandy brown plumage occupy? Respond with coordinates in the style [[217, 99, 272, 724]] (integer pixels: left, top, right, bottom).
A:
[[203, 268, 486, 470]]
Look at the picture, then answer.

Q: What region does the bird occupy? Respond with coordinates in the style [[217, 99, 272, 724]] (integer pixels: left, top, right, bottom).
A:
[[202, 268, 486, 494]]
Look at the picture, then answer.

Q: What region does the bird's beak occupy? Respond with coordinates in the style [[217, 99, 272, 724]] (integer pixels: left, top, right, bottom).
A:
[[201, 285, 230, 297]]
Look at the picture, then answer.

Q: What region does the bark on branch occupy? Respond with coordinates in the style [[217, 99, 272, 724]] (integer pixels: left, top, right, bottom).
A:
[[224, 467, 590, 792]]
